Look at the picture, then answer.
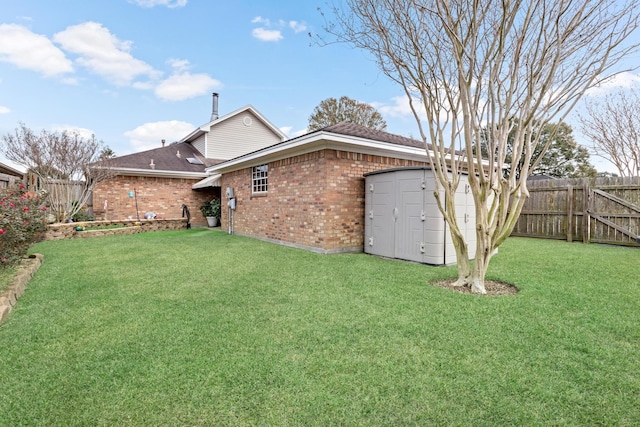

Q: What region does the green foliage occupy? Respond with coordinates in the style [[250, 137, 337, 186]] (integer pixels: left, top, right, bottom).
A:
[[0, 184, 47, 267], [200, 198, 221, 218], [1, 233, 639, 425], [479, 120, 598, 178], [308, 96, 387, 131], [70, 201, 95, 222]]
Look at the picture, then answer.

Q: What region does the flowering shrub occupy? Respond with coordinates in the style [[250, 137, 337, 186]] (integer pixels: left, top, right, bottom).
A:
[[0, 183, 47, 267]]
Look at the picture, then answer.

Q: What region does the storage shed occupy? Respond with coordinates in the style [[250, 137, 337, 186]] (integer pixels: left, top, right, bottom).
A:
[[364, 167, 476, 265]]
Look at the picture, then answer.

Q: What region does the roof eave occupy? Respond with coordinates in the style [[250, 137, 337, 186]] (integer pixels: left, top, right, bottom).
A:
[[110, 167, 207, 179], [206, 131, 433, 174], [182, 105, 288, 144]]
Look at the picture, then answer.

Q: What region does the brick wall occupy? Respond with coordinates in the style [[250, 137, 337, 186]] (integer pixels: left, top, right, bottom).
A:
[[220, 149, 427, 253], [93, 175, 219, 225]]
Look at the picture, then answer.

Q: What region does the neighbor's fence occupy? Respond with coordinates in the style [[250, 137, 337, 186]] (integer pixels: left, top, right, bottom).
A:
[[511, 177, 640, 247]]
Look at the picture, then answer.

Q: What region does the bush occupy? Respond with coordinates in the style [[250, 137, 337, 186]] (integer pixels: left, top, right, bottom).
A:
[[200, 199, 221, 218], [0, 184, 47, 267], [71, 202, 95, 222]]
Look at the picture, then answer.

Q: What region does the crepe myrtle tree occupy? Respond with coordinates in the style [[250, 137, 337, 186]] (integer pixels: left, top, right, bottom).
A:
[[1, 123, 115, 222], [579, 89, 640, 177], [321, 0, 639, 293]]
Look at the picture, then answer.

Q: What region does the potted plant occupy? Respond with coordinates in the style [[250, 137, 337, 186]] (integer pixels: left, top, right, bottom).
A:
[[200, 198, 221, 227]]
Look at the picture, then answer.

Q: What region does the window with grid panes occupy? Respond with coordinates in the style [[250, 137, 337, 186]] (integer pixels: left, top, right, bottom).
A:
[[252, 164, 268, 194]]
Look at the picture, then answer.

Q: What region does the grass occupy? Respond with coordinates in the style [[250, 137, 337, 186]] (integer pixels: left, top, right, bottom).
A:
[[82, 224, 126, 231], [0, 265, 16, 293], [0, 231, 638, 426]]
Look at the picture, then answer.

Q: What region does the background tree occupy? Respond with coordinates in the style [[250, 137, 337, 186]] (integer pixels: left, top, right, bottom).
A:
[[308, 96, 387, 131], [323, 0, 639, 293], [579, 89, 640, 177], [1, 123, 115, 222], [479, 121, 598, 179]]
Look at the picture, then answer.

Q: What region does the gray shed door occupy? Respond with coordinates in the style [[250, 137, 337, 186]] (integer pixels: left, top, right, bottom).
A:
[[365, 167, 474, 266], [395, 174, 428, 263], [365, 168, 442, 264], [367, 176, 396, 258]]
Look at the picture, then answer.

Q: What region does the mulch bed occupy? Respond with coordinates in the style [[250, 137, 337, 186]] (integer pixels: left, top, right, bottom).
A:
[[430, 278, 518, 296]]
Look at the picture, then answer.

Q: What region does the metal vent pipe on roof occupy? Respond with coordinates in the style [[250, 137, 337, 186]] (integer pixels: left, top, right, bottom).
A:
[[211, 92, 219, 121]]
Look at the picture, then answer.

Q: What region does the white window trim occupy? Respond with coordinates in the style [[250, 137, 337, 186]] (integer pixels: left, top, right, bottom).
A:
[[252, 164, 268, 194]]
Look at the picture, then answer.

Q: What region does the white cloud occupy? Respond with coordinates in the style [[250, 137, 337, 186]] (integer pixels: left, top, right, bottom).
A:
[[291, 127, 308, 137], [251, 17, 307, 41], [585, 72, 640, 97], [279, 126, 292, 136], [53, 22, 159, 86], [289, 21, 308, 33], [155, 72, 221, 101], [167, 58, 190, 72], [374, 96, 417, 119], [252, 27, 283, 42], [0, 24, 73, 77], [125, 120, 194, 151], [279, 126, 306, 137], [51, 125, 95, 139], [128, 0, 187, 8], [251, 16, 270, 25], [0, 106, 10, 114]]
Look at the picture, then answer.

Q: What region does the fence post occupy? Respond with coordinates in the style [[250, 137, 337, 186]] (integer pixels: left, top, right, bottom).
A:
[[567, 185, 573, 242], [582, 182, 590, 244]]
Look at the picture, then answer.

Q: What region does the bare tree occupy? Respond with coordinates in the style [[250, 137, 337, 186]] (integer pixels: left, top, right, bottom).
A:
[[308, 96, 387, 131], [1, 123, 115, 222], [322, 0, 639, 293], [579, 90, 640, 177]]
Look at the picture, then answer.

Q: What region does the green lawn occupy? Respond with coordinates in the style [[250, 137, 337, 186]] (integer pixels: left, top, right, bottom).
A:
[[0, 265, 17, 293], [1, 230, 638, 426]]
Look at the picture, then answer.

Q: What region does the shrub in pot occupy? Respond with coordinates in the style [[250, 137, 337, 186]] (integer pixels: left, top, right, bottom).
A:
[[200, 199, 221, 227]]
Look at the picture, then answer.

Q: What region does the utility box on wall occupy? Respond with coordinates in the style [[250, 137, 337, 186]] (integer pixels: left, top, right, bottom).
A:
[[364, 167, 476, 266]]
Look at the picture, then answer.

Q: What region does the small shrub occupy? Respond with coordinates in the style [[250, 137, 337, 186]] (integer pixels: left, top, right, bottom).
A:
[[72, 210, 95, 222], [71, 201, 95, 222], [0, 184, 47, 267], [200, 199, 221, 218]]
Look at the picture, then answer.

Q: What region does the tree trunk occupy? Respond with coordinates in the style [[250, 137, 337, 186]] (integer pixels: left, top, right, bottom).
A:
[[450, 229, 470, 286], [469, 235, 493, 294]]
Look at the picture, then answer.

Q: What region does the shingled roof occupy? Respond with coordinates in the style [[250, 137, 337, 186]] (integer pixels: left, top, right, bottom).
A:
[[108, 142, 222, 173], [0, 161, 23, 178], [321, 122, 428, 150]]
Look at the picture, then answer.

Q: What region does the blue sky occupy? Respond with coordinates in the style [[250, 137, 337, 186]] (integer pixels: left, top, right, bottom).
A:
[[1, 0, 638, 172]]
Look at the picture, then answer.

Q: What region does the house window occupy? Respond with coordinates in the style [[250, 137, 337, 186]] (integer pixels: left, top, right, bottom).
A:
[[252, 164, 268, 194]]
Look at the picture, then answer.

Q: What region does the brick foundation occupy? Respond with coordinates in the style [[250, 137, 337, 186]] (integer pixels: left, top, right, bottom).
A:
[[220, 149, 428, 253]]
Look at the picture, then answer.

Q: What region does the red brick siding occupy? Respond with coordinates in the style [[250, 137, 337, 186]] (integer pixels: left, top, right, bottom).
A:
[[220, 149, 427, 252], [93, 175, 218, 224]]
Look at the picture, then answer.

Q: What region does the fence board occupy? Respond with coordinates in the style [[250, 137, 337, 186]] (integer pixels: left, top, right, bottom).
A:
[[512, 177, 640, 247]]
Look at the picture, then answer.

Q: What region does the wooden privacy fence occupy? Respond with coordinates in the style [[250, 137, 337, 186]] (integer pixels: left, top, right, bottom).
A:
[[511, 176, 640, 247]]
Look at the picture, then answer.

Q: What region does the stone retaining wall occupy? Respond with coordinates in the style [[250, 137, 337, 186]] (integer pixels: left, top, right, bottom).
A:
[[0, 254, 43, 323], [44, 218, 189, 240]]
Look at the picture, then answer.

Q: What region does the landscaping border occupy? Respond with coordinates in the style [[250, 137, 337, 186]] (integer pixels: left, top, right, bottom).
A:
[[44, 218, 189, 240], [0, 254, 43, 324]]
